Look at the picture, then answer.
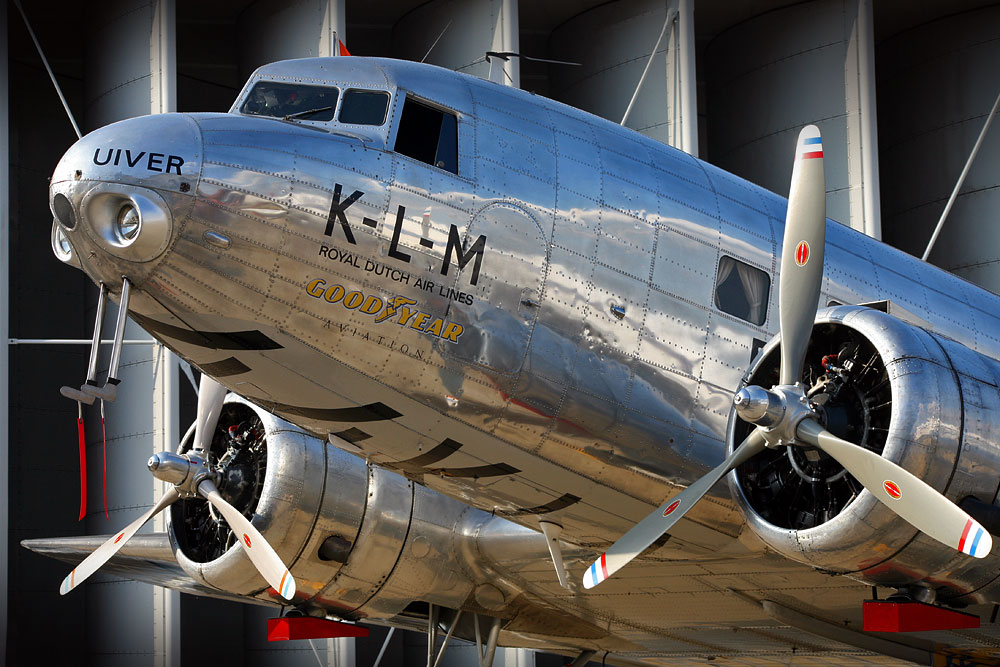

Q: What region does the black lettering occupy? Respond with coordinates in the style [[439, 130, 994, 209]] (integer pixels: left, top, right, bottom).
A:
[[388, 205, 411, 263], [126, 150, 146, 168], [365, 259, 377, 272], [165, 155, 184, 175], [147, 153, 164, 172], [323, 184, 364, 244], [318, 245, 330, 258], [114, 148, 122, 166], [441, 225, 487, 286], [93, 148, 112, 166], [363, 217, 378, 228]]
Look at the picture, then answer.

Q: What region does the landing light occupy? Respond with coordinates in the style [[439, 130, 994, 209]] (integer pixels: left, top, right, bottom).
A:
[[50, 220, 80, 268], [116, 204, 141, 243]]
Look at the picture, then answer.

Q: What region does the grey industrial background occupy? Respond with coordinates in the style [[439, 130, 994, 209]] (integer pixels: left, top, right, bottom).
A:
[[2, 0, 998, 665]]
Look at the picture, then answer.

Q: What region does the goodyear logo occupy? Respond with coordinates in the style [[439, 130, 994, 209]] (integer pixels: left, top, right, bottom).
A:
[[306, 279, 464, 343]]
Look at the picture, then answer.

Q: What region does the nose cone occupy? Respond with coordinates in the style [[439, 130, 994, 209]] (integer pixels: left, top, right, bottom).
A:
[[49, 114, 202, 277]]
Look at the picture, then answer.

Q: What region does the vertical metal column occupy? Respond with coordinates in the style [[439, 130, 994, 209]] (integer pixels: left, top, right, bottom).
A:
[[150, 3, 181, 663], [856, 0, 881, 240], [676, 0, 698, 156], [500, 0, 520, 88], [0, 2, 10, 659], [321, 0, 347, 56]]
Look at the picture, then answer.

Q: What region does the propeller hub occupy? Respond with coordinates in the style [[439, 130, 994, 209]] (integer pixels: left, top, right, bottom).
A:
[[735, 384, 816, 449], [148, 451, 213, 496], [733, 386, 785, 427]]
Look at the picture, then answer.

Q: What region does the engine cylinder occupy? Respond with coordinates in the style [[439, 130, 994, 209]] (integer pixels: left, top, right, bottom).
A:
[[727, 306, 1000, 602]]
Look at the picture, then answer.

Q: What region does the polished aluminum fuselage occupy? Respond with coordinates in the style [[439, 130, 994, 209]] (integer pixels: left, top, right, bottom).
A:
[[51, 57, 1000, 575]]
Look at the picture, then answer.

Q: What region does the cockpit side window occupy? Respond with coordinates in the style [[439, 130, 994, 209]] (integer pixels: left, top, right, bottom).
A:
[[339, 89, 390, 125], [394, 96, 458, 174], [714, 255, 770, 325], [240, 81, 339, 121]]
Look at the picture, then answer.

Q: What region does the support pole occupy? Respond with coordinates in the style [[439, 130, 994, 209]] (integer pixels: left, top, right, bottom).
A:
[[921, 88, 1000, 262], [426, 603, 438, 667], [677, 0, 698, 156], [372, 627, 395, 667], [431, 610, 462, 667], [107, 278, 131, 383], [568, 650, 597, 667], [474, 613, 483, 661], [857, 0, 881, 240], [500, 0, 519, 87], [0, 3, 9, 658], [12, 0, 81, 139], [481, 616, 502, 667], [85, 285, 108, 383], [621, 9, 675, 127]]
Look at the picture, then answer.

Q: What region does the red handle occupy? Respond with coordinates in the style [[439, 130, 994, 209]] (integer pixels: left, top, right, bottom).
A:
[[77, 418, 87, 521]]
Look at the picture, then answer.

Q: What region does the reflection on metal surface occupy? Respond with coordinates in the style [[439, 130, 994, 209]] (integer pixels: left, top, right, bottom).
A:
[[43, 55, 1000, 641]]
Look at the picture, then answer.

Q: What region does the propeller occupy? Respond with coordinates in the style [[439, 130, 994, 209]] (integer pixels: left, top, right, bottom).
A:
[[59, 374, 297, 600], [583, 126, 991, 590]]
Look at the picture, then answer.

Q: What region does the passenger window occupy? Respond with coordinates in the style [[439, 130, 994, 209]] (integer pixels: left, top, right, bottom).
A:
[[339, 90, 390, 125], [715, 256, 770, 325], [240, 81, 338, 121], [394, 96, 458, 174]]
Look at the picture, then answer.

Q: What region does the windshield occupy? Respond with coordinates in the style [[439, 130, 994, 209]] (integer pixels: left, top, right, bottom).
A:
[[240, 81, 339, 122]]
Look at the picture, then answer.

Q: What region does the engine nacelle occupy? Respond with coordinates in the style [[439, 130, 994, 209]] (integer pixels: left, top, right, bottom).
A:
[[166, 396, 535, 619], [728, 306, 1000, 603]]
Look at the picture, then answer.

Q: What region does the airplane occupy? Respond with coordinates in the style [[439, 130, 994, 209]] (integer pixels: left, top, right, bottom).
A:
[[25, 55, 1000, 665]]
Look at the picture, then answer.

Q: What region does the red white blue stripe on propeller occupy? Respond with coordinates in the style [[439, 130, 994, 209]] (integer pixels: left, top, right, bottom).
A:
[[800, 135, 823, 160], [959, 518, 991, 558], [584, 554, 609, 589]]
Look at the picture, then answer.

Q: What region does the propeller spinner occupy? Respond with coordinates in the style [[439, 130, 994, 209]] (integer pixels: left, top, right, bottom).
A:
[[583, 126, 990, 590], [59, 374, 297, 600]]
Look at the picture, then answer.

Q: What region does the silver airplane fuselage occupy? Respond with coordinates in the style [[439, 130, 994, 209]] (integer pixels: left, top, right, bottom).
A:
[[48, 57, 1000, 583]]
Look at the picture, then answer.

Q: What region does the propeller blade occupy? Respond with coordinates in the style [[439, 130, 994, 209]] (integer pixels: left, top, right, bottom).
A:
[[194, 374, 227, 454], [779, 126, 826, 385], [60, 487, 179, 595], [197, 478, 296, 600], [796, 418, 992, 558], [583, 429, 766, 589]]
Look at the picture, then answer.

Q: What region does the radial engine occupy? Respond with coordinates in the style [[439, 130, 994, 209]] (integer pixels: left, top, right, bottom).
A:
[[728, 306, 1000, 604]]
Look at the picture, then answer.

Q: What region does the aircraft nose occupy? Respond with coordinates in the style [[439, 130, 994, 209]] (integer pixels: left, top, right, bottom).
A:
[[49, 113, 202, 273]]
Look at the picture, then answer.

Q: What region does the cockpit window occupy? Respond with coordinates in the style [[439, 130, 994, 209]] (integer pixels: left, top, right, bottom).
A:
[[240, 81, 339, 122], [394, 96, 458, 174], [339, 90, 390, 125]]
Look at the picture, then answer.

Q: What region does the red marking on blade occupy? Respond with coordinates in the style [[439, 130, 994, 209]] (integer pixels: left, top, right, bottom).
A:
[[663, 500, 681, 517], [958, 518, 973, 553], [795, 241, 810, 267], [114, 532, 125, 544], [883, 480, 902, 499], [600, 552, 609, 581], [802, 151, 823, 159], [243, 533, 252, 549], [77, 418, 87, 521]]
